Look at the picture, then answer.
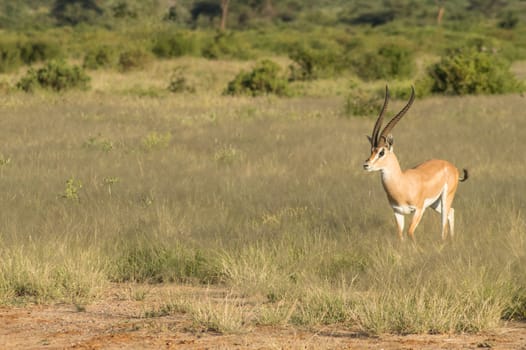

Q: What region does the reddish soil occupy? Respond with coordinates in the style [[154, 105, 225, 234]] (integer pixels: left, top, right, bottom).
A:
[[1, 284, 526, 349]]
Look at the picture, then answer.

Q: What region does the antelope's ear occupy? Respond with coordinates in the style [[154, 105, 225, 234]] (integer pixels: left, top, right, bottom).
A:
[[386, 134, 394, 148], [367, 135, 373, 146]]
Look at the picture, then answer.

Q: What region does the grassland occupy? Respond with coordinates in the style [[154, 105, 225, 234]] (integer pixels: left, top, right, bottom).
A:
[[0, 59, 525, 338]]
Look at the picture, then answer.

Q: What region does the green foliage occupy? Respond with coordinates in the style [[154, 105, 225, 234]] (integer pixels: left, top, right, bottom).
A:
[[190, 1, 222, 25], [344, 87, 383, 117], [117, 49, 151, 72], [83, 46, 115, 70], [202, 32, 253, 60], [19, 39, 61, 64], [51, 0, 104, 26], [111, 1, 138, 19], [288, 44, 344, 81], [141, 132, 172, 151], [0, 37, 61, 73], [353, 44, 415, 81], [427, 48, 523, 95], [0, 40, 21, 73], [152, 31, 200, 58], [224, 59, 290, 97], [16, 60, 90, 92], [111, 242, 220, 284], [61, 177, 82, 201], [498, 11, 519, 29]]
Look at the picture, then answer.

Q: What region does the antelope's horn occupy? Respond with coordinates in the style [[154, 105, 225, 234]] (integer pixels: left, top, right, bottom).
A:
[[379, 86, 415, 143], [370, 85, 390, 147]]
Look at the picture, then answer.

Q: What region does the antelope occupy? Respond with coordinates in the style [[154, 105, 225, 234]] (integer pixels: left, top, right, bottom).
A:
[[363, 86, 468, 241]]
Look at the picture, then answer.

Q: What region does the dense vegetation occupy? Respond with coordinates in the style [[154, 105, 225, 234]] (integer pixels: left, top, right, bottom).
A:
[[0, 0, 524, 98]]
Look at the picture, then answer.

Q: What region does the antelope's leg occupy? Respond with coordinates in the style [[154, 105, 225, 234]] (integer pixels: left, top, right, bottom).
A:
[[394, 212, 405, 241], [408, 208, 425, 241]]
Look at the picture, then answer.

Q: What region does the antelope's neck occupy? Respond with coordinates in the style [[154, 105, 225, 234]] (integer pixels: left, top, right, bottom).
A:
[[380, 153, 404, 189]]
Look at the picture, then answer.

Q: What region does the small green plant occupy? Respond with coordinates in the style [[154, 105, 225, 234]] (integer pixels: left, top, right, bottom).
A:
[[168, 67, 195, 93], [224, 59, 290, 97], [0, 154, 11, 167], [83, 135, 113, 152], [428, 48, 523, 95], [17, 60, 90, 92], [61, 177, 83, 201], [214, 144, 242, 164], [142, 132, 172, 151]]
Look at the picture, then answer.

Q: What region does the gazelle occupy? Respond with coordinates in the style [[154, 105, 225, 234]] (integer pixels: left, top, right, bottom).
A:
[[363, 86, 468, 241]]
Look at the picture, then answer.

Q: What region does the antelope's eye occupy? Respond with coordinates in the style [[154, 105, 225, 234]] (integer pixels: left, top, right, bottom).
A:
[[379, 149, 385, 158]]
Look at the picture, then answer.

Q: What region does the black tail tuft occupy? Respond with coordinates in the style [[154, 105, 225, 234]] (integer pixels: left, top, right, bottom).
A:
[[459, 168, 469, 182]]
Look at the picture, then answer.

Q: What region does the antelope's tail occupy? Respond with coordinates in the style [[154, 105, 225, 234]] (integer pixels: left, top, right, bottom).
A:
[[459, 169, 469, 182]]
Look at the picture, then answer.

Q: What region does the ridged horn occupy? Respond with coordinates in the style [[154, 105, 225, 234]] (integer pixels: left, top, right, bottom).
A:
[[378, 86, 415, 144], [370, 85, 390, 147]]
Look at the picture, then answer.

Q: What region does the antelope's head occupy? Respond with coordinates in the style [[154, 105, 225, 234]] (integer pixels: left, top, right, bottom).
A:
[[363, 86, 415, 172]]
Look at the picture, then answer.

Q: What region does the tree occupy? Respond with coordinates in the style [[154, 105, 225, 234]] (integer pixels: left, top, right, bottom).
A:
[[51, 0, 103, 26], [190, 1, 222, 26], [466, 0, 507, 17], [220, 0, 230, 30]]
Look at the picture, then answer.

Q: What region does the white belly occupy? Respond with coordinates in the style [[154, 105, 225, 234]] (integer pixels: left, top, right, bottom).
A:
[[390, 184, 447, 215], [391, 204, 416, 215]]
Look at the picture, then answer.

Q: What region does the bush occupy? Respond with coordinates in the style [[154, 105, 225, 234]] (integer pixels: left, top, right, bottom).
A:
[[19, 39, 61, 65], [288, 42, 345, 81], [498, 11, 519, 29], [16, 60, 90, 92], [118, 49, 152, 72], [0, 40, 21, 73], [427, 48, 523, 95], [344, 87, 383, 117], [202, 32, 252, 60], [152, 32, 199, 58], [168, 67, 196, 93], [224, 59, 290, 97], [83, 46, 115, 70], [353, 44, 414, 81]]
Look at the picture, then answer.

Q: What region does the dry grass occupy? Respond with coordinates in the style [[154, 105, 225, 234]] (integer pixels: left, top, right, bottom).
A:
[[0, 59, 525, 334]]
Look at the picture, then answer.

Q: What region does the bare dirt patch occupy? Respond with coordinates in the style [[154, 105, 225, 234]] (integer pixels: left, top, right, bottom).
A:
[[1, 284, 525, 350]]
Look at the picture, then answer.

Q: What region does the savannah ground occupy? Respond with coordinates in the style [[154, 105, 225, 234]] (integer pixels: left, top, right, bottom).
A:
[[2, 284, 526, 349], [0, 58, 526, 348]]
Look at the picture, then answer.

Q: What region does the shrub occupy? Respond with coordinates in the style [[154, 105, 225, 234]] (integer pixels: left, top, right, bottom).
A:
[[83, 46, 115, 70], [427, 48, 523, 95], [152, 32, 199, 58], [168, 67, 196, 93], [344, 87, 383, 117], [0, 37, 62, 73], [202, 32, 252, 60], [498, 11, 519, 29], [224, 59, 290, 97], [0, 40, 21, 73], [111, 242, 220, 284], [288, 43, 345, 81], [353, 44, 414, 81], [16, 60, 90, 92], [118, 49, 151, 72], [19, 39, 61, 65]]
